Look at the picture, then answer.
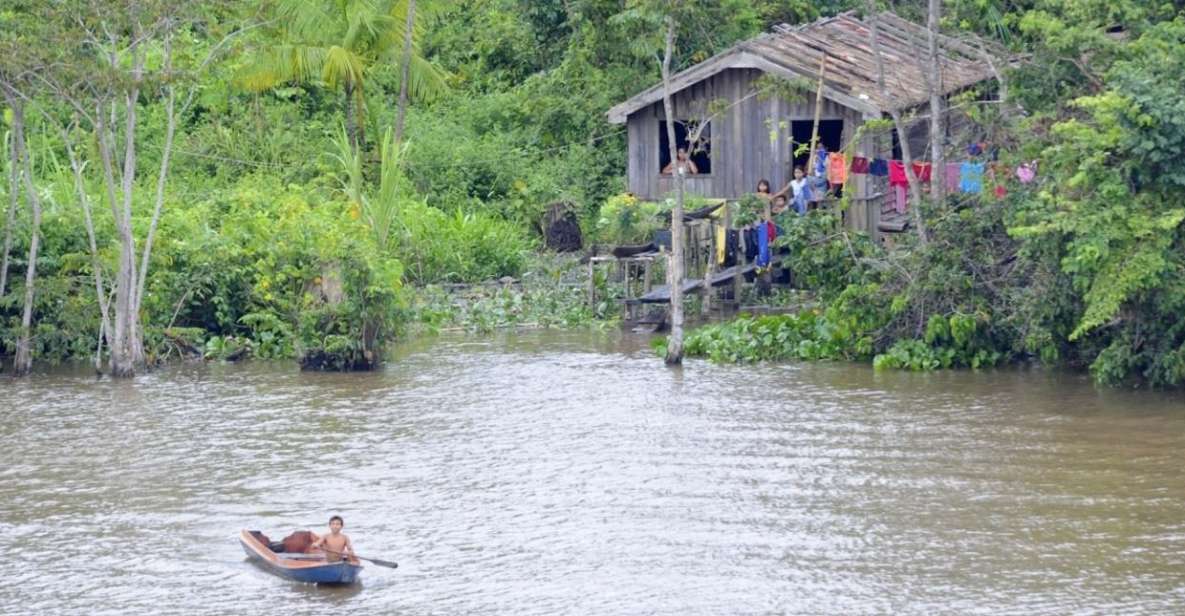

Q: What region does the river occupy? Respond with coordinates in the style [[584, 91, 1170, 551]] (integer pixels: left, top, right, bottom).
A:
[[2, 330, 1183, 615]]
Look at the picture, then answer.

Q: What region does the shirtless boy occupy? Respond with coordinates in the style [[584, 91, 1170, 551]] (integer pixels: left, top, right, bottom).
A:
[[310, 515, 355, 562]]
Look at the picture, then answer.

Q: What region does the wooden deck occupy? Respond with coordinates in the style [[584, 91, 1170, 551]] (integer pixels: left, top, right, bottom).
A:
[[877, 209, 911, 232], [631, 254, 788, 304]]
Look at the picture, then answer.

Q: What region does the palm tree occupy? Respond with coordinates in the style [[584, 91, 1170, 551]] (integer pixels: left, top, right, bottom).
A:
[[238, 0, 447, 150]]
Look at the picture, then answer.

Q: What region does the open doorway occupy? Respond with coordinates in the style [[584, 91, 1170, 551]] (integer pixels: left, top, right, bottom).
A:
[[789, 120, 843, 173]]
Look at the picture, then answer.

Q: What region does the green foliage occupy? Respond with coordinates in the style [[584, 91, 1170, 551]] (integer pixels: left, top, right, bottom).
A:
[[8, 0, 1185, 390], [297, 249, 404, 371], [682, 282, 890, 364], [409, 255, 616, 333], [772, 211, 875, 300], [594, 193, 665, 245], [236, 0, 448, 105], [733, 195, 766, 228], [396, 199, 530, 284], [1005, 12, 1185, 385]]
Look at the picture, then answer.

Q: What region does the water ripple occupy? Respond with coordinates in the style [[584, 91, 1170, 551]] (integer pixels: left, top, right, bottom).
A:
[[2, 330, 1184, 615]]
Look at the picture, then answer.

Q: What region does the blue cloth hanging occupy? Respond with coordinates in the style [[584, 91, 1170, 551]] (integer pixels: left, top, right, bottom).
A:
[[756, 222, 771, 267], [959, 162, 984, 194], [815, 145, 830, 177]]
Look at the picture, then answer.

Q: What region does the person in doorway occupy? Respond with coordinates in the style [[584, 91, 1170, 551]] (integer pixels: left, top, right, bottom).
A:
[[662, 148, 699, 175], [310, 515, 356, 563]]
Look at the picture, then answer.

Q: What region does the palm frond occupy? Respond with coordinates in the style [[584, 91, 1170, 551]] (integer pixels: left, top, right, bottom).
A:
[[343, 0, 395, 52], [380, 0, 436, 53], [330, 123, 364, 204], [322, 46, 365, 89], [275, 0, 340, 42], [370, 126, 409, 252], [234, 45, 322, 92], [406, 54, 450, 102]]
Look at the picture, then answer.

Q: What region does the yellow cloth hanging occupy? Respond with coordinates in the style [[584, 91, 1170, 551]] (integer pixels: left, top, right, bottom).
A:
[[716, 225, 726, 265]]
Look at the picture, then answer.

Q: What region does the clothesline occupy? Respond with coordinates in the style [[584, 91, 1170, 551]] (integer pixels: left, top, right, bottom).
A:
[[810, 146, 1039, 215]]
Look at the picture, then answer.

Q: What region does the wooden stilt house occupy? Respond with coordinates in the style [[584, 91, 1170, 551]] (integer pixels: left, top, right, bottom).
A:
[[606, 11, 1002, 237]]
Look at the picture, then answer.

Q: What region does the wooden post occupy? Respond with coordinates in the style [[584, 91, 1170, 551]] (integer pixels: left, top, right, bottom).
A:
[[733, 217, 743, 307], [620, 258, 630, 297], [722, 202, 734, 310], [643, 258, 653, 293], [622, 260, 631, 321], [805, 53, 824, 183], [587, 258, 596, 306], [703, 220, 715, 316]]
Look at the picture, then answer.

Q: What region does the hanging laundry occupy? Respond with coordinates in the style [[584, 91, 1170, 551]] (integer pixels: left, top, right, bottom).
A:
[[959, 162, 984, 194], [744, 228, 758, 263], [849, 156, 870, 174], [911, 161, 932, 183], [756, 222, 771, 268], [1016, 162, 1037, 184], [828, 153, 848, 186], [724, 230, 739, 267], [808, 176, 828, 201], [894, 184, 908, 214], [888, 160, 909, 187], [944, 163, 961, 193], [869, 158, 889, 177], [814, 145, 829, 177], [716, 225, 726, 265]]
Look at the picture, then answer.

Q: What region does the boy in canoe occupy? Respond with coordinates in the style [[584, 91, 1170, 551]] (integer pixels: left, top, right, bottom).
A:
[[310, 515, 355, 562]]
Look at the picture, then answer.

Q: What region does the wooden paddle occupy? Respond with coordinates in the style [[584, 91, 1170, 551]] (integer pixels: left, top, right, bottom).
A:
[[321, 548, 398, 569]]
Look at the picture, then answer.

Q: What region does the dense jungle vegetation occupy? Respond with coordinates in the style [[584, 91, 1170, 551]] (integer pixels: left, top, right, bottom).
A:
[[2, 1, 1184, 386]]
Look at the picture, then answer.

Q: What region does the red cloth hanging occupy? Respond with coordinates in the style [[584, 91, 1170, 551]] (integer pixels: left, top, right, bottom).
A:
[[911, 162, 933, 183], [888, 160, 908, 187], [849, 156, 870, 174]]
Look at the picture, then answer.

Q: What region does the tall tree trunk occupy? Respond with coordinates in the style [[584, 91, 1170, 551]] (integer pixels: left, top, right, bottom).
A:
[[866, 5, 928, 245], [661, 14, 684, 365], [96, 105, 133, 377], [65, 131, 113, 373], [927, 0, 946, 208], [393, 0, 417, 145], [344, 82, 359, 152], [117, 111, 143, 372], [133, 26, 177, 367], [99, 38, 146, 378], [10, 103, 42, 376], [0, 130, 20, 300]]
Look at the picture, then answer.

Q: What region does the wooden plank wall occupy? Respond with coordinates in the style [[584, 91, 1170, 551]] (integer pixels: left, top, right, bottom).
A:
[[626, 68, 884, 232]]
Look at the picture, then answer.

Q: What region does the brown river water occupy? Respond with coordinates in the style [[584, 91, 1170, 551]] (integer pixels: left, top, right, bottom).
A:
[[2, 330, 1184, 615]]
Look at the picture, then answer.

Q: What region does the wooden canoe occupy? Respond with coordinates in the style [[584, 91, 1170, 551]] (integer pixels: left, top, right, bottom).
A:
[[240, 529, 362, 585]]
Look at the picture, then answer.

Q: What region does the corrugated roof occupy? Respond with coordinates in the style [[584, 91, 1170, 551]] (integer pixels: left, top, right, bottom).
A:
[[607, 11, 1003, 124]]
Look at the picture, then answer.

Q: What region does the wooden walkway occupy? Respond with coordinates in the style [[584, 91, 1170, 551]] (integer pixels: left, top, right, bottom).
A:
[[631, 254, 787, 304]]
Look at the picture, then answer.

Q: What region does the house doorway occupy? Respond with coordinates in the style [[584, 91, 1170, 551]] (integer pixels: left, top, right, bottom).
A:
[[789, 120, 843, 173]]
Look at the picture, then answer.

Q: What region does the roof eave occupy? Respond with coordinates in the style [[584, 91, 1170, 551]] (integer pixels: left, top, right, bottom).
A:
[[606, 46, 883, 123]]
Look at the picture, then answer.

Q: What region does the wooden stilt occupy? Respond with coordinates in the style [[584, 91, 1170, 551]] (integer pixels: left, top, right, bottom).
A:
[[587, 259, 596, 306]]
